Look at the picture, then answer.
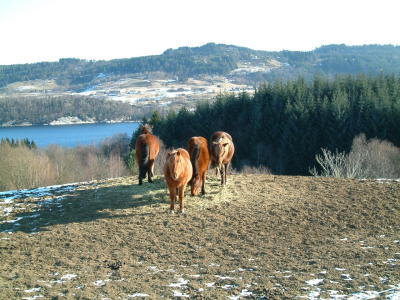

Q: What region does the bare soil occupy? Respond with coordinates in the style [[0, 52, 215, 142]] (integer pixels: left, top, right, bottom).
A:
[[0, 174, 399, 299]]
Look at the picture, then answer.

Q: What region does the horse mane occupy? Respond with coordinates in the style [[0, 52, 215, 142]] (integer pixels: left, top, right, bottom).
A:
[[141, 124, 152, 134]]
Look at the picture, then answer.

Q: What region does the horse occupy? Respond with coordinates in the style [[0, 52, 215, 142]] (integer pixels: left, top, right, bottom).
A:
[[209, 131, 235, 185], [135, 124, 160, 185], [188, 136, 210, 196], [163, 148, 193, 213]]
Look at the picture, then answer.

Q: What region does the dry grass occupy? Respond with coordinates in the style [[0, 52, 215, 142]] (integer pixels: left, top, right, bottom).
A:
[[1, 174, 399, 299]]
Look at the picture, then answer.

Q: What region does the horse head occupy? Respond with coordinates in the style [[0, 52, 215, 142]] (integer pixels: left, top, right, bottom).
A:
[[212, 137, 230, 167], [166, 150, 184, 180], [141, 124, 153, 134]]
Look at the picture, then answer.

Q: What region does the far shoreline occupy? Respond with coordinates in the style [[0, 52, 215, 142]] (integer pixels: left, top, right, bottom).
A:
[[0, 120, 140, 128]]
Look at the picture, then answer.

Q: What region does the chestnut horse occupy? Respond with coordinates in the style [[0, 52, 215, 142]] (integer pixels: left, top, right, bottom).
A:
[[210, 131, 235, 185], [188, 136, 210, 195], [135, 124, 160, 185], [163, 148, 193, 213]]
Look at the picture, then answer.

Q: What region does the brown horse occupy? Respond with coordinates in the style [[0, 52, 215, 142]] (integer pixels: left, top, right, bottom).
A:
[[135, 124, 160, 185], [188, 136, 210, 196], [163, 148, 193, 213], [210, 131, 235, 185]]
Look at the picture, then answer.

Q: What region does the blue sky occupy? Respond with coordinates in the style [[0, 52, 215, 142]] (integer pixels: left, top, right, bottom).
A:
[[0, 0, 399, 65]]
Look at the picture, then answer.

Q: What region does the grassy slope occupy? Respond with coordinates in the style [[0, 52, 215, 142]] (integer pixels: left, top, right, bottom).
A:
[[0, 174, 399, 299]]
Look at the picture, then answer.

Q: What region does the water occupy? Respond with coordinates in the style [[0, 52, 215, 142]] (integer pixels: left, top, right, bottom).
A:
[[0, 122, 139, 148]]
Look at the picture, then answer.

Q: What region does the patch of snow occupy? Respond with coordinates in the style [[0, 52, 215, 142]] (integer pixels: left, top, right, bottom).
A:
[[209, 263, 220, 267], [215, 275, 235, 280], [22, 296, 44, 300], [205, 282, 215, 287], [61, 274, 77, 281], [328, 290, 347, 299], [169, 278, 189, 288], [0, 195, 20, 203], [383, 259, 398, 265], [93, 280, 108, 286], [172, 290, 190, 298], [24, 287, 42, 293], [221, 284, 236, 290], [2, 207, 13, 215], [49, 116, 95, 126], [341, 274, 353, 281], [229, 289, 253, 300], [128, 293, 149, 298], [0, 183, 78, 204], [1, 217, 23, 224], [306, 279, 324, 286], [347, 291, 380, 299], [17, 85, 37, 91]]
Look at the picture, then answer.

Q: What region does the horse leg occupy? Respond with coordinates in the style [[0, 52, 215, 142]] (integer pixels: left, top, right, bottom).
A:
[[178, 186, 185, 214], [219, 165, 224, 185], [139, 163, 147, 185], [224, 163, 229, 185], [201, 172, 206, 195], [148, 160, 154, 183], [168, 186, 177, 212]]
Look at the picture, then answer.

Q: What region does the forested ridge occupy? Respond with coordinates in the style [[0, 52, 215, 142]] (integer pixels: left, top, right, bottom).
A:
[[0, 96, 143, 125], [149, 74, 400, 175], [1, 43, 400, 88]]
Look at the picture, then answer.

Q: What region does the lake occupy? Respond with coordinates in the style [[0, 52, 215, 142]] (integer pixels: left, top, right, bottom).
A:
[[0, 122, 139, 148]]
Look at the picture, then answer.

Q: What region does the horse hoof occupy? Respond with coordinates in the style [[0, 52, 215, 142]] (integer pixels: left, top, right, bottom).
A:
[[169, 210, 175, 214], [179, 209, 185, 214]]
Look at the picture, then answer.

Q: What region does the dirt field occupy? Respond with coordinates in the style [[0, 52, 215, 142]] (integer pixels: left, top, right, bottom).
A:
[[0, 174, 399, 299]]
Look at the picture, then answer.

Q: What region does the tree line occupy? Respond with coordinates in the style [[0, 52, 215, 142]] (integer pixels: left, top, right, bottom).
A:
[[148, 74, 400, 175], [0, 95, 151, 125]]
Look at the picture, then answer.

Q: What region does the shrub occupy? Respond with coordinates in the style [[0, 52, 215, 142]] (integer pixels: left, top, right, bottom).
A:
[[0, 143, 55, 190], [0, 134, 131, 191], [310, 134, 400, 179]]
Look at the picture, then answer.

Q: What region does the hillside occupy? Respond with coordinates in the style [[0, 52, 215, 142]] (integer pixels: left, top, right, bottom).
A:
[[1, 43, 400, 126], [1, 174, 399, 298]]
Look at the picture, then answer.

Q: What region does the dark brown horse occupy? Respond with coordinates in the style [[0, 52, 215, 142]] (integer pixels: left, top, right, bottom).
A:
[[210, 131, 235, 185], [164, 148, 193, 213], [188, 136, 211, 196], [135, 124, 160, 185]]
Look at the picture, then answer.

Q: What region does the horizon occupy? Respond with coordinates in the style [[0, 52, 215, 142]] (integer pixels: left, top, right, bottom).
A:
[[1, 42, 399, 66], [1, 0, 400, 65]]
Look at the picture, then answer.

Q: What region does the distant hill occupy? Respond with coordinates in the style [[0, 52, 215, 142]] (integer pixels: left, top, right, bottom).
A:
[[2, 43, 400, 126], [1, 43, 400, 88]]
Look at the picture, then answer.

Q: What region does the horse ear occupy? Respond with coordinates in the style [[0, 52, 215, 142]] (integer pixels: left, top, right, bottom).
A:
[[177, 151, 181, 156]]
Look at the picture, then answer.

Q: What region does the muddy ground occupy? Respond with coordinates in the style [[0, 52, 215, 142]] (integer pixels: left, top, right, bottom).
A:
[[0, 174, 399, 299]]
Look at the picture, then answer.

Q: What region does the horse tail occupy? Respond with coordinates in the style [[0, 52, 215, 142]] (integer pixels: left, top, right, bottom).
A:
[[190, 143, 200, 179], [139, 141, 149, 179]]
